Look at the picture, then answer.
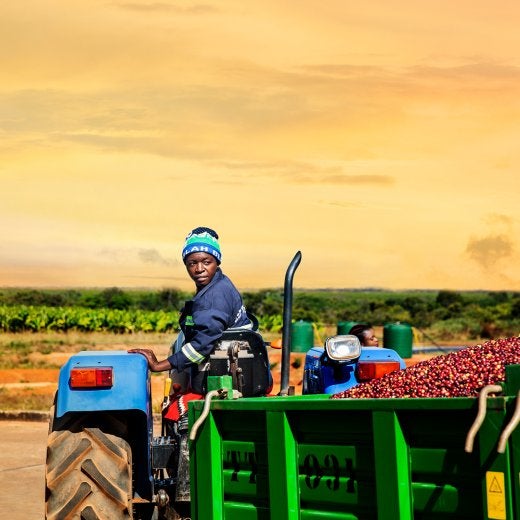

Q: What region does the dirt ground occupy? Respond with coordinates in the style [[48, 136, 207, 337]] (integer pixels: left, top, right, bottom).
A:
[[0, 420, 48, 520]]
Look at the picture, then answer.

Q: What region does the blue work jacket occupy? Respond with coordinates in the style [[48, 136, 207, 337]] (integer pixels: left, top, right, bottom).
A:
[[167, 269, 251, 372]]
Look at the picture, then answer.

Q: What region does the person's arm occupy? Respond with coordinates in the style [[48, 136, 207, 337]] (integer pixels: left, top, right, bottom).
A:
[[128, 348, 172, 372]]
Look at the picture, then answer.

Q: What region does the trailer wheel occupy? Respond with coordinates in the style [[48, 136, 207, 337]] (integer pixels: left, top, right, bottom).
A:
[[45, 413, 133, 520]]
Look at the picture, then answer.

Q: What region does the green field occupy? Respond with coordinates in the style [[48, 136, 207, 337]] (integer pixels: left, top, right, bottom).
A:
[[0, 287, 519, 342]]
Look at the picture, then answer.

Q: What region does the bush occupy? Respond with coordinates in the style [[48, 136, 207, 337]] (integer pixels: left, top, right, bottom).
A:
[[429, 318, 482, 341], [0, 288, 518, 342]]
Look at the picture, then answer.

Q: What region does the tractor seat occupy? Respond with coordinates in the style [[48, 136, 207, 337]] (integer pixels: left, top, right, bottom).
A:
[[208, 329, 272, 397]]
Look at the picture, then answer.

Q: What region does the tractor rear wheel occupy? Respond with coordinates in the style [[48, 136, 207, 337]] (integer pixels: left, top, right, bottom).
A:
[[45, 414, 133, 520]]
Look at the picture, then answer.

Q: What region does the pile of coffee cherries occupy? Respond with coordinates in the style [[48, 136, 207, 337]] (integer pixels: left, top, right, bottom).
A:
[[332, 337, 520, 399]]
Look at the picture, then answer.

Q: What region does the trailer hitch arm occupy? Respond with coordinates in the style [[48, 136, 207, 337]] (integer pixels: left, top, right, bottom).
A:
[[464, 384, 502, 453], [497, 390, 520, 453]]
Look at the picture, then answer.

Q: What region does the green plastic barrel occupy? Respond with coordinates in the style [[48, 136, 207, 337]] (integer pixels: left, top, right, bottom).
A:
[[337, 321, 359, 335], [291, 320, 314, 352], [383, 322, 413, 358]]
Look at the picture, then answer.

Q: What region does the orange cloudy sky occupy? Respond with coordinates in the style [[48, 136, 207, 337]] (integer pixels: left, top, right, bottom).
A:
[[1, 1, 519, 291]]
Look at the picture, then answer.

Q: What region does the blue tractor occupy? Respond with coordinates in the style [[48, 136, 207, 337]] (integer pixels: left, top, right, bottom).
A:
[[302, 339, 405, 395], [44, 251, 405, 519]]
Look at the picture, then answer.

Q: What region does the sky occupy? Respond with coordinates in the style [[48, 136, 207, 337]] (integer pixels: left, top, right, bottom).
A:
[[1, 1, 519, 292]]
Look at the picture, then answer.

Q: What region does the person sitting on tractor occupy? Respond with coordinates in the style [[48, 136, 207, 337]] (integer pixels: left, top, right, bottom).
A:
[[349, 323, 379, 347], [129, 227, 254, 507], [129, 226, 253, 396]]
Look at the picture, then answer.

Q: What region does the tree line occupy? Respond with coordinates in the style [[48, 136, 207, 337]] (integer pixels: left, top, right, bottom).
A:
[[0, 287, 519, 340]]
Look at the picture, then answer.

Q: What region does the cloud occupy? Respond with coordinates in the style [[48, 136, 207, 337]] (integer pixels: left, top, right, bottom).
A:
[[112, 1, 219, 14], [2, 55, 519, 165], [465, 234, 515, 270], [409, 61, 520, 82], [138, 248, 175, 266], [98, 247, 176, 267], [322, 200, 362, 209], [208, 159, 394, 185], [312, 174, 393, 185], [299, 64, 387, 78], [293, 60, 520, 96], [485, 213, 514, 226]]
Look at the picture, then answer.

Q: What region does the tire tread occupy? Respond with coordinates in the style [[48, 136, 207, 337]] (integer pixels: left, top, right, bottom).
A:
[[45, 414, 132, 520]]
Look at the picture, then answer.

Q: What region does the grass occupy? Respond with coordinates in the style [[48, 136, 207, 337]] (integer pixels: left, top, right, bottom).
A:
[[0, 386, 55, 411], [0, 332, 174, 411], [0, 331, 172, 369], [0, 325, 478, 370]]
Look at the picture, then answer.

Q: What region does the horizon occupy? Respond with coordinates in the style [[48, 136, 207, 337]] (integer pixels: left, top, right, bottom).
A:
[[0, 284, 515, 295]]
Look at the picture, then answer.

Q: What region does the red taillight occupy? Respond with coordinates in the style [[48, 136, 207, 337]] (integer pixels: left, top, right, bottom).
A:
[[356, 361, 401, 381], [270, 338, 282, 349], [70, 367, 113, 388]]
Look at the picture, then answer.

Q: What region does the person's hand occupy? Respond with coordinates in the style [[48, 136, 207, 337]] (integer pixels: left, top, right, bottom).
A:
[[128, 348, 172, 372]]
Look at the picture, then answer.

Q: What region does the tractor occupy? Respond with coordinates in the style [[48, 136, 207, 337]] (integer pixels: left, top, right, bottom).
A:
[[45, 251, 404, 519]]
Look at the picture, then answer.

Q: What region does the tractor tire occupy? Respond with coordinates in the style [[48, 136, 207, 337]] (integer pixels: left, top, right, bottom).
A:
[[45, 414, 133, 520]]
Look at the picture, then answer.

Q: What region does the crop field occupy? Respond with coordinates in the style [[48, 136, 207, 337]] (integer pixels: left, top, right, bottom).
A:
[[1, 287, 519, 338], [0, 287, 518, 413]]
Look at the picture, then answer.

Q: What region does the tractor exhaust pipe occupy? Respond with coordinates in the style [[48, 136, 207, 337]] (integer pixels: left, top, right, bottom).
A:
[[279, 251, 302, 396]]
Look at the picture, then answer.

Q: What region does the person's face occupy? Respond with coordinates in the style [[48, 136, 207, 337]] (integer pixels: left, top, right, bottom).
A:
[[185, 252, 218, 289], [362, 328, 379, 347]]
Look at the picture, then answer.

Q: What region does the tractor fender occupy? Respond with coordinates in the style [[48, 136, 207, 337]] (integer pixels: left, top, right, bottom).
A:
[[359, 346, 406, 369], [55, 351, 151, 418]]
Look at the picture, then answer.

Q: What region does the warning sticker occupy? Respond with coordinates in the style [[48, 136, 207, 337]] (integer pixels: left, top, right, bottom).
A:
[[486, 471, 506, 520]]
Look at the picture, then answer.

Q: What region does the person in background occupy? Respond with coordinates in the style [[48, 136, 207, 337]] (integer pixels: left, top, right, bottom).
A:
[[128, 226, 252, 394], [349, 323, 379, 347]]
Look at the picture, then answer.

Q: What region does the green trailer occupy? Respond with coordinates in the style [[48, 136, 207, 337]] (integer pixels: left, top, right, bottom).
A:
[[189, 365, 520, 520]]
